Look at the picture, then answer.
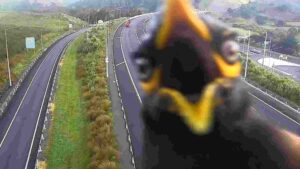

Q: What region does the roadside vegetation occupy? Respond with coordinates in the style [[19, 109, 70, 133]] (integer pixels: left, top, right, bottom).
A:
[[76, 25, 120, 169], [241, 55, 300, 107], [0, 12, 85, 93], [69, 8, 142, 25], [46, 37, 90, 169], [224, 1, 300, 57], [69, 0, 160, 12], [47, 19, 125, 169]]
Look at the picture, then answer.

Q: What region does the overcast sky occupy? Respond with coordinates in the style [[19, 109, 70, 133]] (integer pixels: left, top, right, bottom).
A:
[[0, 0, 79, 5]]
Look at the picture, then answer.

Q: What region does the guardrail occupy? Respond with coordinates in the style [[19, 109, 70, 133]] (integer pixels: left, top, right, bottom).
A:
[[240, 52, 294, 78], [0, 31, 73, 119], [239, 44, 300, 62], [245, 78, 300, 112]]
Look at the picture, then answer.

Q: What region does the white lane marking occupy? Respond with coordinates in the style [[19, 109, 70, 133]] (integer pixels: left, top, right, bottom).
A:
[[120, 29, 143, 104], [249, 93, 300, 126], [244, 81, 300, 114], [0, 46, 57, 149], [116, 61, 125, 67], [24, 39, 73, 169], [132, 16, 300, 127], [112, 44, 136, 169], [131, 15, 300, 127]]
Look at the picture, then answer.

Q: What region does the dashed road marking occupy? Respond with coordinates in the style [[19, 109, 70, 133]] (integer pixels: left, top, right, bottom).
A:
[[116, 61, 125, 67]]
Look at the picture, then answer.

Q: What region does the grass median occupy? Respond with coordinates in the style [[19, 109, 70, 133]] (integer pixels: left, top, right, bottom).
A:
[[46, 36, 90, 169], [46, 19, 126, 169]]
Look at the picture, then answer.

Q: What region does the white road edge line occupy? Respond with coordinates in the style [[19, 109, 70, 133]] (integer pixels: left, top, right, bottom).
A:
[[133, 15, 300, 127], [249, 93, 300, 126], [120, 29, 143, 104], [24, 38, 73, 169], [244, 80, 300, 114], [113, 51, 136, 169], [0, 46, 57, 149]]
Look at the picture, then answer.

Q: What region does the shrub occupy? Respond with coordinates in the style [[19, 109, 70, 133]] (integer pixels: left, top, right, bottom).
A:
[[77, 40, 98, 54], [245, 59, 300, 106], [77, 26, 119, 169]]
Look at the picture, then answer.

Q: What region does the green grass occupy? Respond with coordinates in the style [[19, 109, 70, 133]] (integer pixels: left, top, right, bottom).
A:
[[240, 54, 300, 107], [46, 36, 90, 169], [232, 27, 253, 36], [0, 12, 86, 91], [0, 12, 83, 31], [46, 19, 124, 169], [0, 12, 7, 18]]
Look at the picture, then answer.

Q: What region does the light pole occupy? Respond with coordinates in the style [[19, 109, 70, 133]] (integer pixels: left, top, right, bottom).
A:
[[105, 8, 122, 78], [268, 39, 272, 57], [262, 32, 268, 66], [244, 30, 251, 79], [243, 37, 246, 53], [41, 32, 44, 51], [4, 28, 12, 87], [106, 14, 109, 78]]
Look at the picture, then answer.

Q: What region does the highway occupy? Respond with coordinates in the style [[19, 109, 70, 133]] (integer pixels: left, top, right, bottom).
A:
[[0, 30, 85, 169], [241, 45, 300, 82], [112, 15, 300, 169]]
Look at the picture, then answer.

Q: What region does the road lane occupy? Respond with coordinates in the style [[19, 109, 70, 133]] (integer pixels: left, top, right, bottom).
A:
[[0, 30, 85, 169], [113, 24, 144, 169], [136, 15, 300, 133], [113, 15, 300, 168], [242, 46, 300, 82]]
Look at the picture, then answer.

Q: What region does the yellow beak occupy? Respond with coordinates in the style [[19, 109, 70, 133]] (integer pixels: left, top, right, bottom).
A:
[[156, 0, 212, 49]]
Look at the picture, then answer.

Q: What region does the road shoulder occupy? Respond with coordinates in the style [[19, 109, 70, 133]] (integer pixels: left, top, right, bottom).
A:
[[108, 23, 135, 169]]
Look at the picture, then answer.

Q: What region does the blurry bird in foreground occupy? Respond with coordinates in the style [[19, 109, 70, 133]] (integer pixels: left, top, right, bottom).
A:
[[132, 0, 300, 168]]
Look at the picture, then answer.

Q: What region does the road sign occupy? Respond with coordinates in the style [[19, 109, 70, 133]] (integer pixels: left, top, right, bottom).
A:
[[25, 37, 36, 49], [69, 24, 73, 29]]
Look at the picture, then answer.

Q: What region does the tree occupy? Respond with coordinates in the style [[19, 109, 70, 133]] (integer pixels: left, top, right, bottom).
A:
[[276, 5, 289, 12], [255, 15, 267, 25], [288, 27, 298, 36], [227, 8, 234, 14]]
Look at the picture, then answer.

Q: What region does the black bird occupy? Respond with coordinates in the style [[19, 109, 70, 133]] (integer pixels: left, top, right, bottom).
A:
[[132, 0, 300, 168]]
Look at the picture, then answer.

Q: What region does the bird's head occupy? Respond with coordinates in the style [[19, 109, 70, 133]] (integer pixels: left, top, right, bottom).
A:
[[134, 0, 243, 135]]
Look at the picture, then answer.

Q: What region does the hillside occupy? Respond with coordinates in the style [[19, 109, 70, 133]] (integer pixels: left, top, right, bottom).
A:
[[69, 0, 160, 11], [0, 0, 65, 11], [199, 0, 300, 19], [0, 12, 85, 91], [199, 0, 249, 12], [227, 1, 300, 21]]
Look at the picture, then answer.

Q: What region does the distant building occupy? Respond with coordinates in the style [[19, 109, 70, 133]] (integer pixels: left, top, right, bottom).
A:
[[98, 20, 104, 25]]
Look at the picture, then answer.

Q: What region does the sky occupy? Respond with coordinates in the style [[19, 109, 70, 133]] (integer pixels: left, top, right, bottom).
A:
[[0, 0, 79, 5]]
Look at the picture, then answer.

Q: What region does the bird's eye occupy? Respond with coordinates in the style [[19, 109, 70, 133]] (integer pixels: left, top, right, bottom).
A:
[[221, 40, 240, 63], [135, 58, 153, 81]]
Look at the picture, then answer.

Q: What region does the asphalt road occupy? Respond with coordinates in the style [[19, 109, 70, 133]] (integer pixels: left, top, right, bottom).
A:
[[241, 45, 300, 82], [113, 15, 300, 169], [0, 30, 85, 169]]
